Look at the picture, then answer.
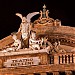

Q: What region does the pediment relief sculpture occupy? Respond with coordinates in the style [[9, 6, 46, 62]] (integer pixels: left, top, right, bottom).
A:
[[0, 10, 51, 53], [16, 12, 39, 48], [1, 32, 21, 52], [29, 31, 51, 50], [16, 12, 39, 40], [0, 5, 73, 55], [49, 41, 67, 53]]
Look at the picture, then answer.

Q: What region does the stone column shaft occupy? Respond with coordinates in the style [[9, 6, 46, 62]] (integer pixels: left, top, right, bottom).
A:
[[54, 55, 58, 64], [73, 54, 75, 63], [70, 55, 72, 63], [60, 56, 62, 64], [63, 55, 65, 64]]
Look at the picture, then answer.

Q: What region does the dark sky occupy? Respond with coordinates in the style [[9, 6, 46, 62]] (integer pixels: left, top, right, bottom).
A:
[[0, 0, 75, 39]]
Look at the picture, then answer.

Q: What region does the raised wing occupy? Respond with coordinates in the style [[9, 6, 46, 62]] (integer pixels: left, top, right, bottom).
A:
[[26, 12, 39, 22], [16, 13, 23, 20]]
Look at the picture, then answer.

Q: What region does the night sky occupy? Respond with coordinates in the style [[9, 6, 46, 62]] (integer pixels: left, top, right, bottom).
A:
[[0, 0, 75, 39]]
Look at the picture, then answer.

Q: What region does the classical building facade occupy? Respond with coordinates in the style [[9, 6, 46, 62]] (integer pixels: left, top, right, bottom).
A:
[[0, 5, 75, 75]]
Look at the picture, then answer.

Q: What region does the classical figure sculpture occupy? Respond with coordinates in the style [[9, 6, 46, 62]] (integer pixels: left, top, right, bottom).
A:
[[11, 32, 21, 51], [29, 31, 41, 50], [29, 31, 51, 50], [2, 32, 21, 52], [16, 12, 39, 48], [51, 41, 60, 53], [16, 12, 39, 40]]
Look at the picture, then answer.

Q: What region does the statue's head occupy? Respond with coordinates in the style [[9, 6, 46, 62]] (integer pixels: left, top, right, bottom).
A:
[[31, 30, 36, 39], [11, 32, 17, 40], [22, 17, 27, 23]]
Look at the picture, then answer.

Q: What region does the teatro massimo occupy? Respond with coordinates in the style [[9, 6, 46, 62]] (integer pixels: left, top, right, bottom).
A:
[[0, 5, 75, 75]]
